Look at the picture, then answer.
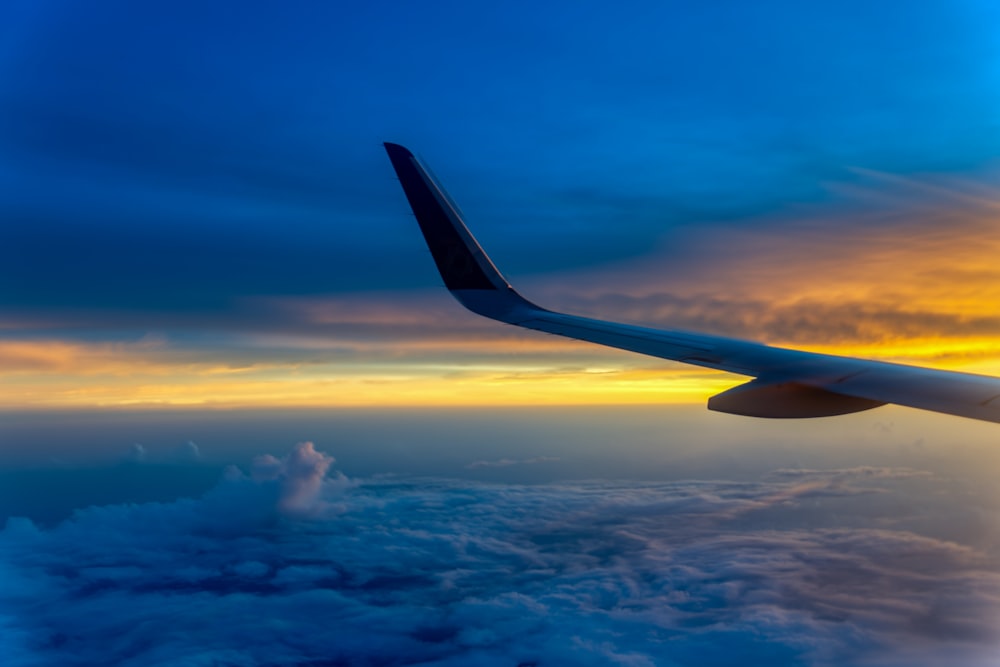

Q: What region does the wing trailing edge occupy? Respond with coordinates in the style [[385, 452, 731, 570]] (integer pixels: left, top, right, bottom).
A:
[[383, 142, 1000, 423]]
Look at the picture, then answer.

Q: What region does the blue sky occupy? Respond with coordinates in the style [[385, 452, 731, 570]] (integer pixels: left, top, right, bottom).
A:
[[4, 0, 1000, 310], [2, 1, 1000, 664]]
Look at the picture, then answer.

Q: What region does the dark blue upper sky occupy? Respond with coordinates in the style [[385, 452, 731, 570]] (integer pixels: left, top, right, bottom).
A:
[[3, 0, 999, 313]]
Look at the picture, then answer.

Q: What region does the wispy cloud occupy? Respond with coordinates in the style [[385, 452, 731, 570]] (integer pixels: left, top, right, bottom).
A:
[[465, 456, 560, 469]]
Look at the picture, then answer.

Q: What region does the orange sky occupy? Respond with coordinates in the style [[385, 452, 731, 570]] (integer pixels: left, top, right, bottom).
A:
[[5, 170, 1000, 410]]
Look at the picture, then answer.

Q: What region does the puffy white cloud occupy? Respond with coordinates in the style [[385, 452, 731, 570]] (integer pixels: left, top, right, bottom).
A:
[[0, 446, 997, 666], [248, 441, 350, 516]]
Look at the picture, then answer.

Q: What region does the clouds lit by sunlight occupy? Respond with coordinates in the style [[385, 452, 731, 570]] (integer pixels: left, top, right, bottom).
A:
[[2, 441, 997, 666], [4, 168, 1000, 409]]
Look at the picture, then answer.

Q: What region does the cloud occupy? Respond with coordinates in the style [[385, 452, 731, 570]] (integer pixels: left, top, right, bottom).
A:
[[0, 445, 997, 666], [249, 441, 348, 516], [125, 443, 145, 463], [6, 168, 1000, 411], [534, 168, 1000, 358], [122, 440, 202, 465], [173, 440, 201, 462], [466, 456, 560, 469], [552, 291, 1000, 350], [766, 466, 933, 481]]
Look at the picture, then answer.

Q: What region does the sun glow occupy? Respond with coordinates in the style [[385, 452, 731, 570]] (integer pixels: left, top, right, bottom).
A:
[[7, 173, 1000, 410], [4, 332, 1000, 409]]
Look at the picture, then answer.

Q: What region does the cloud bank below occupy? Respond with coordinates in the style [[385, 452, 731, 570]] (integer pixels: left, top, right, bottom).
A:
[[1, 442, 998, 666]]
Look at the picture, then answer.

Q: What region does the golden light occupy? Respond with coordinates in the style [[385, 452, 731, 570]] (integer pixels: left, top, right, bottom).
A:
[[6, 171, 1000, 410]]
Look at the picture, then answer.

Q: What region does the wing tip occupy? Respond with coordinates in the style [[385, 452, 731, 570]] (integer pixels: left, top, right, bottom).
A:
[[383, 142, 413, 160]]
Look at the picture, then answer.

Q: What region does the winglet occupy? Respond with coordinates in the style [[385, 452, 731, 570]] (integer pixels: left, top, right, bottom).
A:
[[384, 143, 541, 322]]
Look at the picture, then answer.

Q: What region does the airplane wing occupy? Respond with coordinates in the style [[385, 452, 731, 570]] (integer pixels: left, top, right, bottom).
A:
[[384, 142, 1000, 423]]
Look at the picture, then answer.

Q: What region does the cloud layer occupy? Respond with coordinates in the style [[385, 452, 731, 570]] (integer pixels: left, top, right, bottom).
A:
[[1, 443, 998, 666]]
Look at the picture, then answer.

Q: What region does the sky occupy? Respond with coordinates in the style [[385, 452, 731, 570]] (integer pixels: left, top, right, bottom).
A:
[[3, 0, 1000, 410], [2, 0, 1000, 665]]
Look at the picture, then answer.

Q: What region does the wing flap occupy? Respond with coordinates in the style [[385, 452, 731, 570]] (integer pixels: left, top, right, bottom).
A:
[[708, 379, 885, 418]]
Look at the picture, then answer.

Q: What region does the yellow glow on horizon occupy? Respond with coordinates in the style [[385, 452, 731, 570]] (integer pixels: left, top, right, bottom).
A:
[[0, 340, 744, 409], [4, 334, 1000, 410], [6, 174, 1000, 411]]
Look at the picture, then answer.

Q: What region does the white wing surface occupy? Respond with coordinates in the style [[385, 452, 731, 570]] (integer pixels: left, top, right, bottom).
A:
[[384, 143, 1000, 423]]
